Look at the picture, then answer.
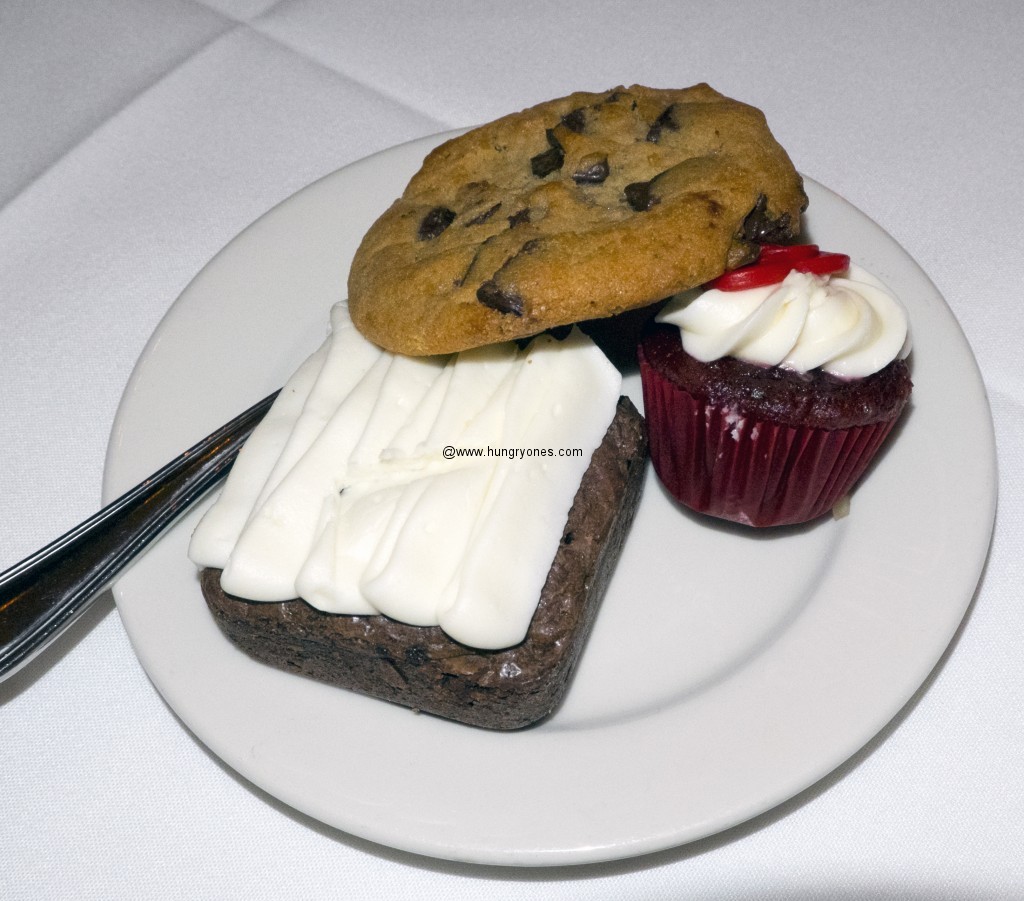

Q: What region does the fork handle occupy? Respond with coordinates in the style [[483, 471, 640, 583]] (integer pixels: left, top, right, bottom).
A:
[[0, 390, 278, 682]]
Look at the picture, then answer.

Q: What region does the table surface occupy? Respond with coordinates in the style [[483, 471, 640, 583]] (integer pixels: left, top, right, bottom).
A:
[[3, 2, 1022, 898]]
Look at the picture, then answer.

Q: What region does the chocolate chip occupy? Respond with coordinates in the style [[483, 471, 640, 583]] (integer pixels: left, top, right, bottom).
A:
[[740, 194, 769, 238], [646, 104, 679, 143], [466, 202, 501, 225], [477, 280, 524, 316], [418, 206, 456, 240], [572, 153, 609, 184], [624, 180, 658, 212], [561, 108, 586, 133], [530, 147, 563, 178], [740, 194, 796, 243], [507, 208, 531, 228], [530, 128, 565, 177]]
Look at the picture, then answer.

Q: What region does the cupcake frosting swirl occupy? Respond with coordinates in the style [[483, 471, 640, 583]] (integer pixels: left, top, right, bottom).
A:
[[657, 263, 911, 379]]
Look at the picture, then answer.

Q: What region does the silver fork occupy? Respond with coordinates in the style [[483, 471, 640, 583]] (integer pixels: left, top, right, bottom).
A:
[[0, 390, 278, 682]]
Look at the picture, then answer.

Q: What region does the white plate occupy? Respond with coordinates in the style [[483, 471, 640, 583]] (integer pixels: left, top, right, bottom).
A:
[[105, 132, 996, 866]]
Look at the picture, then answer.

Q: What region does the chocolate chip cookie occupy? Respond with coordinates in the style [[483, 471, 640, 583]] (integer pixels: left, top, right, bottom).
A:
[[348, 84, 808, 356]]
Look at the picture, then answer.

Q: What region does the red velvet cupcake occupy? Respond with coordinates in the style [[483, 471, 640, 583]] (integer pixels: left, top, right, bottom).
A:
[[638, 245, 912, 527]]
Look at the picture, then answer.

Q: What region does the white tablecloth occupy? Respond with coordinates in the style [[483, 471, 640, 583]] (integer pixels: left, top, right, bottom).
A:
[[3, 2, 1022, 897]]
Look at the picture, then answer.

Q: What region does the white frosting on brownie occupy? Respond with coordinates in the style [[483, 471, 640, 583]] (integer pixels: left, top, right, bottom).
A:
[[188, 302, 620, 650]]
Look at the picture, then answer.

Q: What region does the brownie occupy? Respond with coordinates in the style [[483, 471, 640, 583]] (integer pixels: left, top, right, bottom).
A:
[[201, 396, 647, 730]]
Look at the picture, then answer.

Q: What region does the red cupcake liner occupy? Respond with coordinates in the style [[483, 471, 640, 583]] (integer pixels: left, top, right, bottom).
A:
[[639, 350, 900, 527]]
